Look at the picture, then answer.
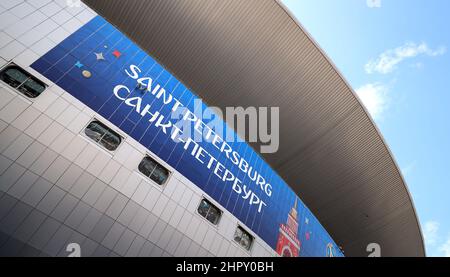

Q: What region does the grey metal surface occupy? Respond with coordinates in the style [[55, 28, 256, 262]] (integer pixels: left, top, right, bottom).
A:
[[81, 0, 425, 256], [0, 154, 213, 257]]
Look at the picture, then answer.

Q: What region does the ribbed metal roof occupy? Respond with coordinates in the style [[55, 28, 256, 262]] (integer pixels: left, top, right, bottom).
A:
[[82, 0, 425, 256]]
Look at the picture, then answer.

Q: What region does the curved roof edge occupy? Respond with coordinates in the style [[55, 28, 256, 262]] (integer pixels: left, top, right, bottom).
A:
[[275, 0, 426, 257]]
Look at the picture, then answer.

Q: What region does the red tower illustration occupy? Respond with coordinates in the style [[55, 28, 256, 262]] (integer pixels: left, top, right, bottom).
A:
[[276, 198, 301, 257]]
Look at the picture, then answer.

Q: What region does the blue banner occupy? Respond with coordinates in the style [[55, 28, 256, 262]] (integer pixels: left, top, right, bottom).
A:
[[31, 16, 343, 257]]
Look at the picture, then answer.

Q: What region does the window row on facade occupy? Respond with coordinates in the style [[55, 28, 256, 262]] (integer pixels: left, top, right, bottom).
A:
[[1, 63, 256, 253], [84, 119, 255, 251]]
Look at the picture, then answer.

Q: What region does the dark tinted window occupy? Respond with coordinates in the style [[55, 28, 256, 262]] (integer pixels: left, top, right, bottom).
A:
[[234, 226, 254, 251], [197, 198, 222, 225], [0, 65, 46, 98], [138, 156, 170, 186], [84, 120, 122, 151]]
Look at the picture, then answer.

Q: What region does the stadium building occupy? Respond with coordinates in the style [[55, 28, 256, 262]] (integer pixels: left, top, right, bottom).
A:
[[0, 0, 424, 257]]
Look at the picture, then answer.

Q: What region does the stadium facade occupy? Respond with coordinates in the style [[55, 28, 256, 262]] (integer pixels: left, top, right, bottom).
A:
[[0, 0, 424, 257]]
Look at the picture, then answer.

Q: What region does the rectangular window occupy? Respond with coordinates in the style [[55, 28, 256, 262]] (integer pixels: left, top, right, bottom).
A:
[[138, 156, 170, 186], [84, 120, 122, 151], [234, 225, 254, 251], [197, 198, 222, 225], [0, 64, 46, 98]]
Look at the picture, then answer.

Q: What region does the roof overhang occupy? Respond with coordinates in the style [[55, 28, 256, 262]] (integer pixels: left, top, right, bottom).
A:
[[82, 0, 425, 257]]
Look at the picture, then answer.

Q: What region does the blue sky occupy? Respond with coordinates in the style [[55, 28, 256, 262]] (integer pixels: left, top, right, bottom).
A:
[[283, 0, 450, 257]]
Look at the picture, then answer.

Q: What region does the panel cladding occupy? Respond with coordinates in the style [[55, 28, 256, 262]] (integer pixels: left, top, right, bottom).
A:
[[0, 0, 275, 257], [81, 0, 424, 256], [0, 153, 241, 257]]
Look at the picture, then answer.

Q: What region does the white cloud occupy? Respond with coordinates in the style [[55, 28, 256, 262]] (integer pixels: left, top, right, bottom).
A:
[[423, 221, 440, 246], [410, 62, 424, 70], [366, 0, 381, 8], [422, 221, 450, 257], [439, 237, 450, 257], [401, 160, 417, 177], [365, 42, 446, 74], [355, 83, 389, 120]]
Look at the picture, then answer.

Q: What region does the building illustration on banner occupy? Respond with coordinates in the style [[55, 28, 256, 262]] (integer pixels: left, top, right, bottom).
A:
[[276, 198, 301, 257]]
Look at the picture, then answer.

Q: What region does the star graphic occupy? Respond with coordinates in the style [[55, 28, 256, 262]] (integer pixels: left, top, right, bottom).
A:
[[112, 50, 122, 58], [74, 61, 83, 68], [94, 52, 105, 61], [305, 217, 309, 225]]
